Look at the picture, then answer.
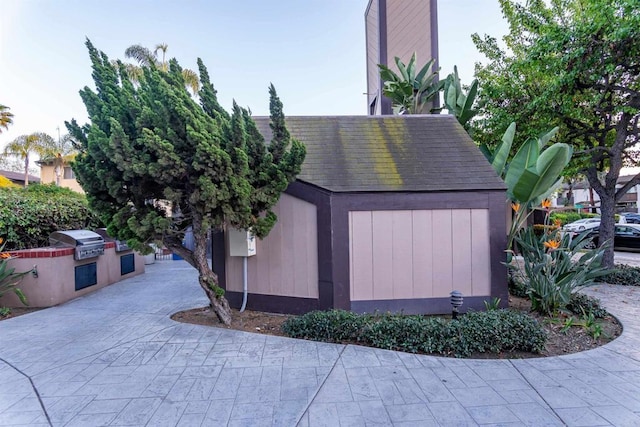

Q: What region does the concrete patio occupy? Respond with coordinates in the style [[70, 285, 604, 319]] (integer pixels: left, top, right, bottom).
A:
[[1, 260, 639, 426]]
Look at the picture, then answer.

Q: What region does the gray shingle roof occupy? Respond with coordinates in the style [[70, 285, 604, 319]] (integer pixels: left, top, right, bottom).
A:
[[254, 115, 505, 193], [0, 169, 40, 184]]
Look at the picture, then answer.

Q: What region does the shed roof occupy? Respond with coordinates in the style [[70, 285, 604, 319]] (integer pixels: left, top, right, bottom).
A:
[[254, 115, 505, 193]]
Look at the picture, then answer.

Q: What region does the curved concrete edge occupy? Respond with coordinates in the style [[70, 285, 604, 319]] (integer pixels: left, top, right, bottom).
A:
[[0, 262, 639, 426]]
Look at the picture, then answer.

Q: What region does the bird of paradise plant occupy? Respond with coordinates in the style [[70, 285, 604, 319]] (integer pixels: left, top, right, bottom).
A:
[[0, 238, 31, 306]]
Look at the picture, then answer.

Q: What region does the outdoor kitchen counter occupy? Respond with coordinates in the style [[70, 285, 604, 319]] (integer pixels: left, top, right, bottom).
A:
[[0, 242, 145, 308]]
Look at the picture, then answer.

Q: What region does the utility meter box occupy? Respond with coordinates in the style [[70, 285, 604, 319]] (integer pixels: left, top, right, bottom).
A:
[[228, 228, 257, 257]]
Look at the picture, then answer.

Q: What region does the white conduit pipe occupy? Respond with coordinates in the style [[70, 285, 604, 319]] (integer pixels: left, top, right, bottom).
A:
[[240, 256, 248, 312]]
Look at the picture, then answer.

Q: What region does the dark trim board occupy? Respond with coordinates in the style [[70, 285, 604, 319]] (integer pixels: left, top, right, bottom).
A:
[[351, 296, 496, 315], [430, 0, 440, 110], [212, 181, 509, 316], [225, 291, 319, 315], [330, 190, 507, 314]]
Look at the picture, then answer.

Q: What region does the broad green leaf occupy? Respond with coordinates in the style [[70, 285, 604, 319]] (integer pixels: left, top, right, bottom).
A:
[[491, 122, 516, 176], [505, 137, 539, 192], [512, 143, 572, 202], [478, 143, 494, 163], [415, 58, 436, 83], [537, 126, 559, 149]]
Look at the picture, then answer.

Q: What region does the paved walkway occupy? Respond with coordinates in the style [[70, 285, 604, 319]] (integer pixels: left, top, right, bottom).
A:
[[1, 261, 639, 426]]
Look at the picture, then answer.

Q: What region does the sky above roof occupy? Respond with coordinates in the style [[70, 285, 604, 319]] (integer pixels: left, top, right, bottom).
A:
[[0, 0, 507, 150]]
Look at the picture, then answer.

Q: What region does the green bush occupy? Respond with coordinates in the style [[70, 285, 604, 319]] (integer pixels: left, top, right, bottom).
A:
[[508, 274, 529, 297], [280, 309, 369, 342], [0, 184, 102, 250], [281, 309, 547, 358], [566, 293, 608, 319], [454, 310, 547, 355], [599, 264, 640, 286], [361, 314, 449, 354], [549, 211, 598, 226]]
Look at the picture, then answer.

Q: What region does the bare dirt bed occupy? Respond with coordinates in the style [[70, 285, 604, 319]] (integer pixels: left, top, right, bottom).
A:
[[170, 294, 622, 358]]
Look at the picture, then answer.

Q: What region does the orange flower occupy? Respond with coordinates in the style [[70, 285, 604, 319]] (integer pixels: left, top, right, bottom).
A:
[[511, 202, 521, 212], [0, 237, 3, 245], [543, 239, 561, 251], [541, 199, 552, 210], [553, 218, 562, 228], [0, 253, 11, 259]]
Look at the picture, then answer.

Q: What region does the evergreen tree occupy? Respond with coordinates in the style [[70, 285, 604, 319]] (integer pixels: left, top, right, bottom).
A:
[[68, 40, 305, 324]]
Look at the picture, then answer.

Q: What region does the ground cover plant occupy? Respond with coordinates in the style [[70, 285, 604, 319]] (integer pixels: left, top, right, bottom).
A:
[[599, 264, 640, 286], [281, 309, 547, 358]]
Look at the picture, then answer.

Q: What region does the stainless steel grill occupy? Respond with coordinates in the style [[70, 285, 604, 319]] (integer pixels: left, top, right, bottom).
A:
[[49, 230, 105, 260], [95, 228, 131, 252]]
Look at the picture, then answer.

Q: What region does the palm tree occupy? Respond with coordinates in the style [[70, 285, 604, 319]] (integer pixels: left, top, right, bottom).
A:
[[122, 43, 200, 94], [2, 132, 55, 186], [39, 132, 77, 186], [0, 104, 14, 133]]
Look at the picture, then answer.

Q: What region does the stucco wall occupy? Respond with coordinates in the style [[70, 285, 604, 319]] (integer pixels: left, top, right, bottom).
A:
[[40, 164, 85, 193], [225, 193, 319, 298], [0, 245, 144, 307], [349, 208, 491, 301]]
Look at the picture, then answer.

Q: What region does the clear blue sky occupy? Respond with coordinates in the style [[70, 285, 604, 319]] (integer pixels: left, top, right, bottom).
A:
[[0, 0, 507, 150]]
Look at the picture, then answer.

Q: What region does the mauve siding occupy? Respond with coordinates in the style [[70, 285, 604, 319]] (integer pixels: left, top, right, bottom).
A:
[[386, 0, 433, 70], [226, 193, 318, 298], [350, 208, 491, 301], [365, 0, 380, 114]]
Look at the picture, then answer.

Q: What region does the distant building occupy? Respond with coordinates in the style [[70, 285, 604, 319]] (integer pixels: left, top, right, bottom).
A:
[[37, 157, 84, 194], [365, 0, 439, 115], [554, 175, 640, 213], [0, 169, 40, 187]]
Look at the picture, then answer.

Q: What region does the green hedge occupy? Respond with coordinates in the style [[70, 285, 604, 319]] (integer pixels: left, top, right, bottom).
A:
[[281, 309, 546, 358], [0, 184, 102, 250], [549, 211, 599, 226], [599, 264, 640, 286]]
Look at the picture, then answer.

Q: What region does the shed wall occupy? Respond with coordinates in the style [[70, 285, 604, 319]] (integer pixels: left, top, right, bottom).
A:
[[349, 209, 491, 301], [225, 193, 318, 298]]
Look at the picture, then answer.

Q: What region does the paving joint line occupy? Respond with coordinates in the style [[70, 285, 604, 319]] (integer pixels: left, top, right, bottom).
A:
[[11, 323, 179, 378], [508, 359, 568, 426], [295, 343, 347, 426], [0, 357, 52, 427]]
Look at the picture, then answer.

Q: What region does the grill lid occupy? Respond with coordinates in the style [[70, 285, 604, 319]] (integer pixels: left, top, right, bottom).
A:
[[50, 230, 104, 247]]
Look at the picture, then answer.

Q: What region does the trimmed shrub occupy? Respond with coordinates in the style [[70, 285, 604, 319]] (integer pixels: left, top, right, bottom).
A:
[[566, 293, 608, 319], [280, 309, 369, 342], [454, 310, 547, 356], [549, 211, 598, 226], [599, 264, 640, 286], [0, 184, 102, 250], [361, 314, 449, 354], [281, 309, 547, 358]]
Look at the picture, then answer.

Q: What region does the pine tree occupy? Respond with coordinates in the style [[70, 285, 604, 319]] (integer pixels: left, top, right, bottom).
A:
[[67, 39, 305, 324]]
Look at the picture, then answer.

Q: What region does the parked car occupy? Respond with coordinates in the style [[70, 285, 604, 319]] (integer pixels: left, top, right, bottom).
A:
[[563, 218, 601, 233], [585, 224, 640, 252], [620, 212, 640, 224]]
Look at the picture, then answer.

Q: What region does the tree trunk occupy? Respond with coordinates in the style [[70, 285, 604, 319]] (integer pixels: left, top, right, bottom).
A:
[[23, 154, 29, 186], [165, 220, 232, 325], [598, 194, 616, 269]]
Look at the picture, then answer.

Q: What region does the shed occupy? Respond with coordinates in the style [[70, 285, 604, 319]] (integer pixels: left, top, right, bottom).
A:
[[213, 115, 508, 315]]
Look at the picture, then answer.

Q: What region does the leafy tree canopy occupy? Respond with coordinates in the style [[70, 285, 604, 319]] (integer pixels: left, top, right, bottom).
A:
[[67, 39, 305, 323], [472, 0, 640, 267]]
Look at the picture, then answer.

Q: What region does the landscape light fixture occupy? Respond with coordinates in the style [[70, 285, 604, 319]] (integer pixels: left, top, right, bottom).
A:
[[450, 290, 463, 320]]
